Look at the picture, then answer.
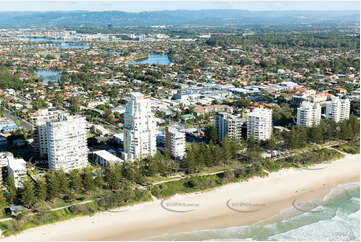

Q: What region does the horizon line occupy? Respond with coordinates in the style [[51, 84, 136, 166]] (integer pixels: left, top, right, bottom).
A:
[[0, 9, 359, 12]]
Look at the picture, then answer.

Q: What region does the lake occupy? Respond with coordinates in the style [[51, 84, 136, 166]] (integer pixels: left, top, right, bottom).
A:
[[35, 70, 61, 82], [128, 54, 172, 65], [103, 51, 119, 55], [55, 44, 89, 49]]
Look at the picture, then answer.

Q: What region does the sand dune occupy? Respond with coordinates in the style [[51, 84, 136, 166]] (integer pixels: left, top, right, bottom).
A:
[[3, 154, 360, 241]]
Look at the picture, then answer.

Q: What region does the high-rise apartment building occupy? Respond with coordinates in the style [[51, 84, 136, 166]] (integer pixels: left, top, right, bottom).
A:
[[215, 112, 243, 142], [46, 115, 88, 171], [30, 108, 65, 159], [123, 92, 157, 161], [326, 96, 350, 123], [297, 101, 321, 127], [165, 126, 186, 159], [247, 108, 272, 141]]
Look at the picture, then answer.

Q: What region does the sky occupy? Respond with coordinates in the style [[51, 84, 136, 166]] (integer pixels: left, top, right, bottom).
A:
[[0, 0, 359, 12]]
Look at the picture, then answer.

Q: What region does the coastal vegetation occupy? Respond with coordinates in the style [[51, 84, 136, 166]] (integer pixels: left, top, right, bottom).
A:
[[0, 185, 152, 236], [263, 148, 344, 172], [333, 141, 360, 154]]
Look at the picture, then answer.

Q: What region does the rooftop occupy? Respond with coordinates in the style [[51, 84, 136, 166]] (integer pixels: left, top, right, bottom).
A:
[[130, 92, 144, 100], [8, 158, 26, 171], [93, 150, 123, 163]]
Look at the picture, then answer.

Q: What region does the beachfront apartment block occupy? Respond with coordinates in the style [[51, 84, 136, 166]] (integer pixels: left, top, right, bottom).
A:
[[30, 108, 66, 159], [247, 108, 272, 141], [7, 155, 27, 188], [0, 152, 27, 187], [92, 150, 123, 168], [215, 112, 244, 142], [165, 126, 186, 159], [46, 115, 88, 172], [122, 92, 157, 161], [296, 101, 321, 127], [325, 96, 351, 123]]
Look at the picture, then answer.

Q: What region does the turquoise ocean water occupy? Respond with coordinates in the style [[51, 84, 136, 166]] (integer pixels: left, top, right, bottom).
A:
[[149, 183, 360, 241]]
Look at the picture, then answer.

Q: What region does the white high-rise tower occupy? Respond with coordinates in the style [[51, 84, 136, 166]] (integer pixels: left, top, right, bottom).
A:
[[326, 96, 350, 123], [297, 101, 321, 127], [247, 108, 272, 141], [123, 92, 157, 160], [30, 108, 66, 159], [46, 115, 88, 171]]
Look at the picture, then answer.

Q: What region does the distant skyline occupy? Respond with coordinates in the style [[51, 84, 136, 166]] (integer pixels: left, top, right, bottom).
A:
[[0, 1, 359, 12]]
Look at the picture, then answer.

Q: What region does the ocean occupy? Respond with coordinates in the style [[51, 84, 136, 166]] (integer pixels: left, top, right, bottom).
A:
[[149, 183, 360, 241]]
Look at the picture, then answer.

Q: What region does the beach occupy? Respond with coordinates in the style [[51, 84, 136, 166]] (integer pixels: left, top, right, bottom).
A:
[[3, 154, 360, 241]]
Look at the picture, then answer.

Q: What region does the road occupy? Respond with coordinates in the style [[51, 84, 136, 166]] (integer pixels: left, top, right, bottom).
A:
[[4, 109, 33, 130]]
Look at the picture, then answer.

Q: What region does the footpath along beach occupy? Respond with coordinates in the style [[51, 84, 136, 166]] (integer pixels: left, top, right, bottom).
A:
[[3, 154, 360, 241]]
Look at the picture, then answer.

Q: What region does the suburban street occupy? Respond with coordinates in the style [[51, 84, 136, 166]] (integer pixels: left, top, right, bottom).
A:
[[4, 109, 33, 130]]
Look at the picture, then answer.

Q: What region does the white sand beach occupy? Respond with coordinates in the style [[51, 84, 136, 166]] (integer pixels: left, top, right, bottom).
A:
[[3, 154, 360, 241]]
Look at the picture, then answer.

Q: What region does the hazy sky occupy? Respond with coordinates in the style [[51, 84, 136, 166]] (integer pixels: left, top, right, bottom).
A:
[[0, 1, 359, 12]]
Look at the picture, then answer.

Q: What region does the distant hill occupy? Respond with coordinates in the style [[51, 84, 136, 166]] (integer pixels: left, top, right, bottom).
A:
[[0, 10, 359, 28]]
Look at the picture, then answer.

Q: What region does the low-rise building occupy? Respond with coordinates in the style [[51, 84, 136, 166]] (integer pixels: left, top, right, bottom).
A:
[[8, 156, 27, 188], [193, 105, 233, 116], [92, 150, 123, 168], [113, 133, 123, 145]]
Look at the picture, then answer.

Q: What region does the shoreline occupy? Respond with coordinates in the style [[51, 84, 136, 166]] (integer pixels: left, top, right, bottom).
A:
[[3, 154, 360, 241]]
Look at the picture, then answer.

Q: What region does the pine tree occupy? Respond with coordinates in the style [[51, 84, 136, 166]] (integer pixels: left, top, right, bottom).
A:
[[121, 162, 136, 182], [69, 170, 82, 193], [326, 119, 336, 140], [147, 154, 159, 176], [318, 120, 326, 143], [247, 135, 256, 150], [266, 134, 276, 150], [164, 148, 171, 161], [297, 127, 308, 148], [230, 137, 241, 158], [349, 115, 360, 138], [105, 167, 119, 190], [83, 169, 95, 191], [184, 144, 197, 174], [214, 145, 224, 166], [206, 125, 218, 144], [36, 179, 47, 202], [94, 174, 104, 189], [202, 144, 212, 167], [208, 140, 216, 166], [246, 136, 261, 162], [221, 136, 232, 165], [310, 125, 323, 144], [46, 172, 60, 201], [20, 178, 35, 208], [197, 146, 205, 169], [6, 173, 16, 204], [56, 170, 70, 195]]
